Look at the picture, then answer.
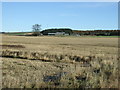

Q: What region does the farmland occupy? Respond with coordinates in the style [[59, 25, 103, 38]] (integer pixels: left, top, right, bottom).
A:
[[0, 34, 119, 88]]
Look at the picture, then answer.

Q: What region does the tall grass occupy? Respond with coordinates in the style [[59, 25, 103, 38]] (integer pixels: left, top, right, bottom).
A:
[[1, 49, 119, 88], [1, 49, 94, 63]]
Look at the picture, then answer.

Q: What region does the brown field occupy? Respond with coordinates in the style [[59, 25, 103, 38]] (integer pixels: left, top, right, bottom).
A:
[[0, 35, 119, 88]]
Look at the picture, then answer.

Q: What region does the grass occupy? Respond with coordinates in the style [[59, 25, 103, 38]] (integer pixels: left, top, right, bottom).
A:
[[83, 35, 120, 38], [1, 35, 119, 88], [2, 56, 118, 88], [1, 49, 95, 64], [4, 32, 30, 36], [3, 32, 119, 37]]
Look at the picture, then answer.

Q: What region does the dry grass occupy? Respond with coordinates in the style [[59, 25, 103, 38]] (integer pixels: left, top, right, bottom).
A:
[[1, 49, 95, 63], [0, 44, 25, 49], [1, 35, 119, 88]]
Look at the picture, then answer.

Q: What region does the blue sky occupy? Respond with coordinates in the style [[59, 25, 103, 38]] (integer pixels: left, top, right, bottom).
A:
[[2, 2, 118, 32]]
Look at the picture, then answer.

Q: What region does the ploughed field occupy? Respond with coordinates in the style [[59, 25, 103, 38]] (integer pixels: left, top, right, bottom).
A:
[[1, 35, 119, 88]]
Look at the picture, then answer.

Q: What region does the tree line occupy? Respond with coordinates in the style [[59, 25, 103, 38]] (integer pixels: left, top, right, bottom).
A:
[[41, 28, 73, 35], [32, 24, 119, 36], [73, 30, 119, 36]]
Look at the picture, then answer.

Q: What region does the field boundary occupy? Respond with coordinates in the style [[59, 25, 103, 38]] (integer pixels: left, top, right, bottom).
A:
[[0, 49, 95, 64]]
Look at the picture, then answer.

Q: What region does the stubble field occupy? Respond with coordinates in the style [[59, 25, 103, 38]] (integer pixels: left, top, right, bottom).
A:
[[0, 35, 119, 88]]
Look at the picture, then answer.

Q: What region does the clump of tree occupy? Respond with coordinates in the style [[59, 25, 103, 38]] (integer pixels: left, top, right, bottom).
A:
[[73, 30, 119, 36], [41, 28, 73, 35], [32, 24, 41, 36]]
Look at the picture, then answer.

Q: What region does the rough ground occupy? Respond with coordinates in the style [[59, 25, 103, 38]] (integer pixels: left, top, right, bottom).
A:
[[1, 35, 119, 88]]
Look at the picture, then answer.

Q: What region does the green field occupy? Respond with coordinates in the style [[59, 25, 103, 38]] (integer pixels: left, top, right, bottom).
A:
[[4, 32, 30, 36], [3, 32, 119, 38]]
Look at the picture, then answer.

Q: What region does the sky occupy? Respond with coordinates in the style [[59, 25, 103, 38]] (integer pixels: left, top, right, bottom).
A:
[[2, 2, 118, 32]]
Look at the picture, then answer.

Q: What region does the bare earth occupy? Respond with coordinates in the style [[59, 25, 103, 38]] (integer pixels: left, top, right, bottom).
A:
[[1, 35, 119, 88]]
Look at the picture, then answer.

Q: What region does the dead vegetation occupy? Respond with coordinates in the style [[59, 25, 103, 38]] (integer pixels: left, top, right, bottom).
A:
[[1, 35, 119, 88], [0, 44, 25, 49], [0, 49, 94, 64], [2, 56, 118, 88]]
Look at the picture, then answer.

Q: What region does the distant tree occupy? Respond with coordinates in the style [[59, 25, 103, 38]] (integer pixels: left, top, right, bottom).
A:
[[32, 24, 41, 36], [41, 28, 73, 35]]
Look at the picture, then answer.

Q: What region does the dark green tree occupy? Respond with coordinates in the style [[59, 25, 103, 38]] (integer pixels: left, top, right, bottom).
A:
[[32, 24, 41, 36]]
